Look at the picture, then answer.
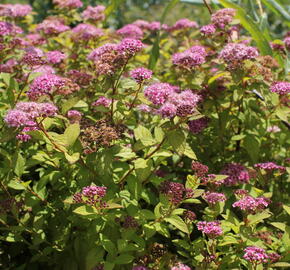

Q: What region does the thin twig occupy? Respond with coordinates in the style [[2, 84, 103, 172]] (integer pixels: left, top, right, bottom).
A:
[[203, 0, 213, 14]]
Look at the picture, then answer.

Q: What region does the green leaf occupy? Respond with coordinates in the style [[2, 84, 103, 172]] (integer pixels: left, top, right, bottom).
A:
[[134, 126, 155, 146], [271, 222, 286, 231], [64, 152, 80, 164], [73, 205, 99, 216], [283, 205, 290, 215], [105, 0, 125, 17], [248, 210, 271, 225], [114, 254, 134, 264], [13, 153, 25, 177], [270, 262, 290, 268], [64, 123, 80, 147], [168, 130, 186, 155], [219, 0, 272, 56], [243, 135, 260, 163], [61, 97, 81, 113], [260, 0, 290, 24], [165, 215, 189, 234]]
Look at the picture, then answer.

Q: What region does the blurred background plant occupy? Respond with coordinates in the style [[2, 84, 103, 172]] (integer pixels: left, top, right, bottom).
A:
[[2, 0, 289, 38]]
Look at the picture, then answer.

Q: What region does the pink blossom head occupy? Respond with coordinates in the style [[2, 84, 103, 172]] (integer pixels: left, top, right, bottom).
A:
[[25, 33, 46, 46], [284, 37, 290, 50], [0, 4, 32, 17], [266, 125, 281, 133], [67, 110, 82, 122], [4, 110, 31, 128], [36, 18, 70, 35], [200, 24, 216, 35], [137, 104, 151, 113], [188, 117, 208, 134], [130, 67, 152, 84], [82, 5, 106, 21], [72, 24, 104, 41], [157, 103, 177, 118], [197, 221, 223, 238], [169, 18, 198, 31], [53, 0, 83, 9], [144, 83, 175, 105], [211, 8, 236, 28], [0, 21, 23, 36], [270, 81, 290, 95], [22, 47, 45, 66], [243, 246, 269, 264], [92, 96, 112, 108], [88, 43, 118, 62], [159, 181, 185, 205], [233, 196, 270, 214], [254, 162, 285, 173], [132, 267, 147, 270], [46, 50, 66, 64], [117, 38, 144, 57], [203, 192, 226, 205], [220, 163, 250, 186], [117, 24, 143, 39], [32, 65, 56, 75], [171, 263, 191, 270]]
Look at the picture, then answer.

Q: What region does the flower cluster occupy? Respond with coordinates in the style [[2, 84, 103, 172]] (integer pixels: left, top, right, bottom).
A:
[[72, 24, 104, 41], [267, 125, 281, 133], [188, 117, 208, 134], [133, 20, 161, 31], [200, 24, 216, 35], [117, 24, 144, 39], [46, 50, 66, 64], [73, 185, 107, 208], [0, 4, 32, 17], [171, 263, 191, 270], [159, 181, 185, 205], [203, 192, 227, 205], [220, 163, 250, 186], [92, 96, 112, 108], [82, 5, 106, 21], [0, 21, 23, 36], [172, 45, 207, 69], [130, 67, 153, 84], [254, 162, 286, 172], [270, 81, 290, 95], [191, 161, 209, 177], [5, 102, 57, 128], [67, 110, 82, 123], [211, 8, 236, 28], [197, 221, 223, 238], [53, 0, 83, 9], [168, 18, 198, 31], [36, 18, 70, 35], [243, 246, 269, 264], [219, 43, 259, 68], [233, 196, 270, 214]]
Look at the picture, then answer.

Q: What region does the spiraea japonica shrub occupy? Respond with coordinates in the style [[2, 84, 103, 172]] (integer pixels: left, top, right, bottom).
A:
[[0, 1, 289, 269]]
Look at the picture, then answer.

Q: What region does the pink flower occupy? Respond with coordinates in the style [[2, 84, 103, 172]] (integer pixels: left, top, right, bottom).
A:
[[144, 83, 175, 105], [0, 4, 32, 17], [211, 8, 236, 28], [284, 36, 290, 50], [266, 125, 281, 133], [197, 221, 223, 238], [204, 192, 226, 205], [22, 47, 45, 66], [159, 181, 185, 205], [88, 43, 118, 62], [72, 24, 103, 41], [270, 81, 290, 95], [4, 110, 31, 128], [188, 118, 208, 134], [243, 246, 268, 264], [233, 196, 270, 214], [169, 18, 198, 31], [130, 67, 152, 84], [46, 50, 66, 64], [200, 24, 216, 35], [254, 162, 285, 172], [92, 96, 112, 108], [117, 38, 144, 57], [82, 5, 106, 21], [171, 263, 191, 270], [117, 24, 143, 39], [220, 163, 250, 186], [53, 0, 83, 9], [36, 18, 70, 35], [67, 110, 82, 122], [0, 21, 23, 36], [137, 104, 151, 113], [157, 103, 177, 118]]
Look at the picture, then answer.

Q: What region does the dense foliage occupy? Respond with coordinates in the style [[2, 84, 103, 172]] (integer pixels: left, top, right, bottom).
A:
[[0, 1, 289, 269]]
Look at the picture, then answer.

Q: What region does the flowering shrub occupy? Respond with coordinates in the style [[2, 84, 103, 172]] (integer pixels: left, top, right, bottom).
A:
[[0, 1, 289, 270]]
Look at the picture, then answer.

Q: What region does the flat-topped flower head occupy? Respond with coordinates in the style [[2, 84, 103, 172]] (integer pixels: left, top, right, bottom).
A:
[[169, 18, 198, 31], [270, 81, 290, 95], [46, 50, 66, 64], [233, 196, 270, 214], [0, 21, 23, 36], [197, 221, 223, 238], [0, 4, 32, 17], [67, 110, 82, 122], [144, 83, 175, 105], [117, 24, 143, 39], [82, 5, 106, 21], [92, 96, 112, 108], [159, 181, 185, 205], [220, 163, 250, 186], [132, 267, 147, 270], [188, 117, 208, 134], [204, 192, 226, 205], [254, 162, 286, 173], [157, 102, 177, 118], [53, 0, 83, 9], [22, 47, 45, 66], [171, 263, 191, 270], [117, 38, 144, 57], [130, 67, 152, 84], [200, 24, 216, 35], [72, 24, 103, 41], [36, 18, 70, 35], [211, 8, 236, 28], [243, 246, 269, 264]]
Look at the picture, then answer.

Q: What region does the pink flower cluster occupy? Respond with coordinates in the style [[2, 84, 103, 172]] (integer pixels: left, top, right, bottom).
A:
[[5, 102, 57, 128], [82, 5, 106, 21], [0, 21, 23, 36], [159, 181, 185, 205], [36, 18, 70, 35], [67, 110, 82, 123], [72, 24, 104, 41], [73, 185, 107, 207], [188, 117, 208, 134], [144, 83, 200, 118], [270, 81, 290, 95], [191, 161, 209, 177], [130, 67, 152, 84], [200, 24, 216, 35], [284, 36, 290, 50], [132, 267, 147, 270], [0, 4, 32, 17], [67, 70, 92, 86], [22, 47, 45, 66], [197, 221, 223, 238], [254, 162, 285, 172], [168, 18, 198, 31], [171, 263, 191, 270], [92, 96, 112, 108], [220, 163, 250, 186], [117, 38, 144, 56], [219, 43, 259, 67], [46, 50, 66, 64], [117, 24, 143, 39], [243, 246, 269, 264], [203, 192, 227, 205], [172, 45, 207, 69], [233, 196, 270, 214], [211, 8, 236, 28], [267, 125, 281, 133], [16, 125, 39, 142], [133, 20, 161, 32], [53, 0, 83, 9]]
